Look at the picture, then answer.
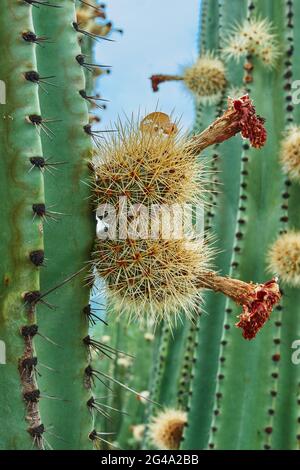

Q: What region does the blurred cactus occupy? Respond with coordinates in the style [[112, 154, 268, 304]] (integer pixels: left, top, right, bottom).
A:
[[147, 0, 300, 451]]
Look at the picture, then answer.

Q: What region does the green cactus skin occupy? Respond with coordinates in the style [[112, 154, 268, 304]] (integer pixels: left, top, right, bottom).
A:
[[181, 0, 300, 451], [209, 0, 286, 450], [182, 0, 248, 450], [0, 0, 45, 450], [142, 320, 200, 451], [32, 0, 95, 450], [99, 318, 153, 449], [183, 1, 299, 449]]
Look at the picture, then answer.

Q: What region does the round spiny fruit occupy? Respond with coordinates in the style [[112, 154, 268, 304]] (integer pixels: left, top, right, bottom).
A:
[[280, 126, 300, 182], [149, 409, 187, 450], [93, 113, 204, 208], [183, 53, 226, 104], [223, 18, 280, 68], [268, 232, 300, 287], [95, 238, 211, 324]]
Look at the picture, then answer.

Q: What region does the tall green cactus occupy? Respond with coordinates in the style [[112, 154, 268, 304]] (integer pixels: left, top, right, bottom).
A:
[[0, 0, 113, 450]]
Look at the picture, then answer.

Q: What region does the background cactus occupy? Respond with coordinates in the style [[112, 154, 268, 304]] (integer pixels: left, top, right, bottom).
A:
[[0, 0, 299, 452], [146, 0, 300, 451]]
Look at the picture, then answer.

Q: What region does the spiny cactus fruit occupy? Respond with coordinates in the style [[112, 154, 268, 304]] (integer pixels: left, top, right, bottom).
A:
[[150, 53, 226, 103], [149, 409, 187, 450], [94, 238, 210, 324], [223, 17, 281, 67], [92, 106, 280, 332], [280, 125, 300, 182], [183, 54, 227, 104], [93, 113, 202, 207], [268, 232, 300, 287]]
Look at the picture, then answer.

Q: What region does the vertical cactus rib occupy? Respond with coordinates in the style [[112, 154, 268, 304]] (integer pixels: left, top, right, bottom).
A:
[[32, 0, 95, 449], [0, 0, 45, 449], [142, 323, 170, 449], [112, 323, 155, 449]]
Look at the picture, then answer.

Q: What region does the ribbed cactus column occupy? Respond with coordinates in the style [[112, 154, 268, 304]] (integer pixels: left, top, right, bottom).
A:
[[0, 0, 45, 449], [182, 0, 248, 450], [32, 0, 95, 450], [208, 0, 286, 450]]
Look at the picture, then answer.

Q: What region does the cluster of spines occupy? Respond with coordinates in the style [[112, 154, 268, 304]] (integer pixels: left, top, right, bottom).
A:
[[222, 16, 281, 68]]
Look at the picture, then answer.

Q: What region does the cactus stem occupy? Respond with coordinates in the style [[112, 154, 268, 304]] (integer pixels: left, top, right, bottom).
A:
[[150, 74, 184, 92]]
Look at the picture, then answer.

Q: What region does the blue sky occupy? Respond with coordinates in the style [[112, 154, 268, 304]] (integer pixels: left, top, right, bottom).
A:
[[94, 0, 200, 131]]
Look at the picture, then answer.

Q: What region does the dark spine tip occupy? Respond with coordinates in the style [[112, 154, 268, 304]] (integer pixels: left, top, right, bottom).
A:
[[87, 397, 95, 407], [72, 22, 79, 32], [21, 324, 39, 337], [84, 124, 92, 135], [22, 31, 37, 43], [30, 157, 45, 169], [21, 357, 38, 370], [24, 389, 40, 403], [29, 250, 45, 267], [28, 114, 43, 125], [32, 203, 46, 217], [83, 305, 91, 315], [79, 89, 87, 99], [28, 424, 45, 438], [89, 430, 97, 441], [76, 54, 85, 66], [24, 71, 40, 83], [83, 335, 91, 346], [24, 291, 41, 305], [85, 365, 93, 377]]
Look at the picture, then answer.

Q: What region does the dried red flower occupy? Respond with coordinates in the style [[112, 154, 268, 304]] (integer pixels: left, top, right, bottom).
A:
[[196, 273, 281, 340], [232, 94, 267, 149], [188, 94, 267, 154], [235, 278, 281, 340]]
